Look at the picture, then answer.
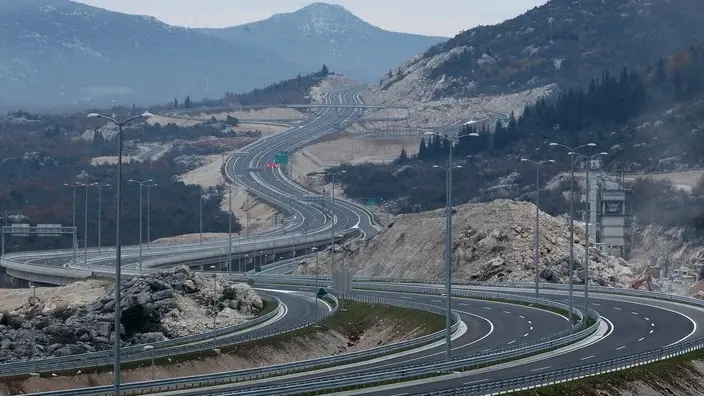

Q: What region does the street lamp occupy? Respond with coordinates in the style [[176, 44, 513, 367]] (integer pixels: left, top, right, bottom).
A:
[[210, 265, 217, 332], [312, 247, 319, 325], [329, 170, 346, 277], [199, 192, 205, 245], [549, 142, 596, 328], [87, 110, 153, 396], [128, 179, 154, 274], [425, 130, 479, 362], [145, 183, 157, 250], [94, 183, 111, 254], [570, 151, 608, 318], [520, 158, 556, 297], [227, 185, 233, 276]]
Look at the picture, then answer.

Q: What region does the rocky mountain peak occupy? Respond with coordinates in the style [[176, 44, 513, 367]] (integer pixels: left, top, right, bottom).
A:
[[269, 1, 366, 36]]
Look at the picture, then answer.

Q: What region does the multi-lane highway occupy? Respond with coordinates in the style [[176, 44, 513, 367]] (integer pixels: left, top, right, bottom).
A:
[[3, 82, 704, 395], [1, 84, 380, 277]]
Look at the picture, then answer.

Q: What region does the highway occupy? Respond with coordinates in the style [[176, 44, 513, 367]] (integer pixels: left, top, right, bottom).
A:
[[1, 84, 380, 275], [4, 82, 704, 395]]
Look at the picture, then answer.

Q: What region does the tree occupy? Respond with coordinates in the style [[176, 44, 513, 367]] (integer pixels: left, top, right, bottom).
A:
[[173, 98, 178, 109], [387, 69, 393, 79], [397, 148, 409, 164], [184, 96, 193, 109], [321, 64, 329, 76]]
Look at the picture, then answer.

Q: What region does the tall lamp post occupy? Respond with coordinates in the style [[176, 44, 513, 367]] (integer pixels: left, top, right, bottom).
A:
[[329, 170, 346, 276], [82, 182, 92, 268], [64, 182, 84, 265], [548, 142, 597, 328], [228, 185, 233, 275], [312, 247, 320, 324], [145, 183, 157, 250], [199, 193, 204, 244], [520, 158, 555, 297], [87, 110, 153, 396], [128, 179, 153, 274], [424, 130, 479, 362], [571, 151, 608, 318], [95, 183, 110, 254]]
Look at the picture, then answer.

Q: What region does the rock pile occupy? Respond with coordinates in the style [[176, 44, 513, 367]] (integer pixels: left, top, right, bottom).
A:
[[0, 266, 263, 362], [299, 200, 638, 287]]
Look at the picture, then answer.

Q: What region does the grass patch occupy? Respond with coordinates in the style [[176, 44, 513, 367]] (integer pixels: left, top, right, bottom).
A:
[[508, 349, 704, 396]]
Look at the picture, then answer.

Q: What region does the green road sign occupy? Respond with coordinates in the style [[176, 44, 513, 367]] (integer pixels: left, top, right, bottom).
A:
[[274, 152, 289, 165]]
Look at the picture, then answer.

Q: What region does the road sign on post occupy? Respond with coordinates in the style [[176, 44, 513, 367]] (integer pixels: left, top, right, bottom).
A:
[[37, 224, 62, 237], [274, 152, 289, 166], [10, 224, 30, 237]]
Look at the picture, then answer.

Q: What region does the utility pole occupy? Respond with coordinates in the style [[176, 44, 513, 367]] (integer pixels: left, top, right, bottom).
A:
[[96, 184, 110, 254], [200, 193, 204, 244], [83, 183, 90, 268]]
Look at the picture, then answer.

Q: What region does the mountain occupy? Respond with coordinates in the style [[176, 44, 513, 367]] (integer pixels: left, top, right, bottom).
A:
[[378, 0, 704, 100], [0, 0, 308, 109], [197, 2, 447, 82]]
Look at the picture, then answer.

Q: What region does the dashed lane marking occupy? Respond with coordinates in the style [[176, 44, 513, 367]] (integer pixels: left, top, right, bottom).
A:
[[459, 303, 469, 307], [507, 340, 516, 345], [638, 337, 645, 342], [645, 317, 650, 321], [503, 310, 511, 314], [650, 329, 654, 334], [614, 307, 622, 310], [483, 307, 492, 310], [519, 315, 525, 319], [616, 346, 626, 351], [631, 312, 639, 316], [523, 333, 529, 337], [580, 355, 595, 360], [530, 366, 551, 372]]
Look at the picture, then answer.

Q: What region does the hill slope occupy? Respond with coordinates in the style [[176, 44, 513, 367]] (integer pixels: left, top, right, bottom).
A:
[[378, 0, 704, 101], [197, 2, 447, 82], [0, 0, 307, 108]]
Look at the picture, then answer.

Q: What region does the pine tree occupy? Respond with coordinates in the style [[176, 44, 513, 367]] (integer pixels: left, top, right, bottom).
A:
[[418, 138, 428, 161], [321, 64, 329, 76], [173, 98, 178, 109], [397, 148, 409, 163]]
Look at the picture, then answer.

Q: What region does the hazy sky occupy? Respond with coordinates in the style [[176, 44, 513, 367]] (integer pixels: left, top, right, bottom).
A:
[[75, 1, 548, 37]]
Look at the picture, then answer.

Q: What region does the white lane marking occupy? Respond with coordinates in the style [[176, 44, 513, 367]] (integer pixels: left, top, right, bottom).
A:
[[431, 299, 443, 303], [530, 326, 534, 330], [614, 307, 622, 310], [530, 366, 551, 372], [483, 307, 492, 310], [519, 315, 525, 319], [459, 303, 469, 307], [580, 355, 595, 360], [644, 317, 650, 321], [507, 340, 516, 345], [528, 320, 532, 325], [638, 337, 645, 342], [503, 310, 511, 314], [650, 329, 654, 334], [591, 303, 601, 306], [651, 323, 655, 327], [616, 346, 626, 351], [523, 333, 529, 337], [631, 311, 639, 316]]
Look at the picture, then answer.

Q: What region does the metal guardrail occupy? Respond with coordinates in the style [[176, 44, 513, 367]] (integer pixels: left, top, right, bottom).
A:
[[0, 296, 282, 377], [29, 293, 453, 395], [420, 335, 704, 395], [168, 298, 598, 395]]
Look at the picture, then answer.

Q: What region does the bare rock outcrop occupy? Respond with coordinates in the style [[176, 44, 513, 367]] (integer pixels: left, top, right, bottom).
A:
[[0, 266, 262, 362], [299, 200, 636, 287]]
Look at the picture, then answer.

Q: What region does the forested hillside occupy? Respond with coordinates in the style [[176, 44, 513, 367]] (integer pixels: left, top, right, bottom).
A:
[[331, 42, 704, 230]]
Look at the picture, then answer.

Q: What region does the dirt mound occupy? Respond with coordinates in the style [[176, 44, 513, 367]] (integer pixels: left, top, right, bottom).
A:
[[300, 200, 636, 287]]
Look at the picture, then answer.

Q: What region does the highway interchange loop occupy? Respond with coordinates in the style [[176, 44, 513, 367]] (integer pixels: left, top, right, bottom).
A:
[[2, 83, 703, 395]]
